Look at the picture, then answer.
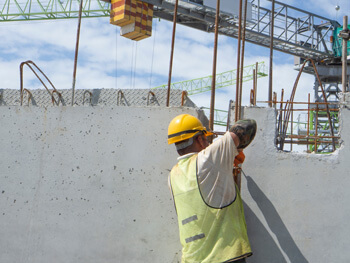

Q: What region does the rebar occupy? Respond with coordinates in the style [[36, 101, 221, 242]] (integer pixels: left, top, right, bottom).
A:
[[166, 0, 179, 107], [278, 58, 336, 152], [71, 0, 83, 106], [209, 0, 220, 135], [147, 91, 156, 106], [254, 62, 258, 105], [83, 90, 92, 105], [235, 0, 243, 122], [237, 0, 248, 119], [20, 60, 61, 106], [117, 90, 126, 106], [268, 0, 275, 107], [181, 91, 188, 106], [22, 88, 32, 106], [342, 16, 348, 93]]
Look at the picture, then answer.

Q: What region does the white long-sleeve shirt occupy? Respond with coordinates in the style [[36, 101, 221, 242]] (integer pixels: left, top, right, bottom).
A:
[[169, 131, 238, 208]]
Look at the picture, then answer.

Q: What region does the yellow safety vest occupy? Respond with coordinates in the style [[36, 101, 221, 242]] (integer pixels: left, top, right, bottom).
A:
[[170, 154, 252, 263]]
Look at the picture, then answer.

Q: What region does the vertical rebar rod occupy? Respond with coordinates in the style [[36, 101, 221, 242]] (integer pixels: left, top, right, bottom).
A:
[[291, 99, 293, 151], [71, 0, 83, 106], [257, 0, 260, 32], [254, 61, 258, 105], [277, 89, 284, 129], [315, 103, 318, 152], [268, 0, 275, 107], [310, 60, 336, 151], [307, 93, 310, 152], [166, 0, 179, 107], [226, 100, 233, 131], [252, 69, 256, 105], [342, 16, 348, 94], [209, 0, 220, 135], [238, 0, 248, 119], [235, 0, 243, 122], [277, 88, 284, 149]]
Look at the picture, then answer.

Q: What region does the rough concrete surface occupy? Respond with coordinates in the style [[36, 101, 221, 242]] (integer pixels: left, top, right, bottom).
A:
[[1, 93, 350, 263], [242, 99, 350, 263], [0, 106, 201, 263]]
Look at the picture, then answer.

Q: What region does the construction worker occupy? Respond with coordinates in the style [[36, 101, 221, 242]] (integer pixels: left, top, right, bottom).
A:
[[168, 114, 257, 263]]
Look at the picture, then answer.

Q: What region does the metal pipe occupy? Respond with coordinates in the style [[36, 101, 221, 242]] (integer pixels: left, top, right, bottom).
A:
[[235, 0, 243, 122], [342, 16, 348, 94], [166, 0, 179, 107], [209, 0, 220, 135], [268, 0, 275, 107], [71, 0, 83, 106]]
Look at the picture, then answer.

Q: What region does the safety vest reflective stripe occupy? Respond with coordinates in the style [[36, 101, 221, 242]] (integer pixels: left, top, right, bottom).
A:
[[170, 154, 252, 263], [182, 215, 198, 225], [185, 233, 205, 243]]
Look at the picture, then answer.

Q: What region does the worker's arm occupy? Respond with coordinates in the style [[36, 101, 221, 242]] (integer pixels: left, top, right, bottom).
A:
[[197, 131, 239, 208]]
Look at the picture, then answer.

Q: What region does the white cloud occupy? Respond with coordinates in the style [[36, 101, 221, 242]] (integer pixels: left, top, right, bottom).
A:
[[0, 0, 344, 117]]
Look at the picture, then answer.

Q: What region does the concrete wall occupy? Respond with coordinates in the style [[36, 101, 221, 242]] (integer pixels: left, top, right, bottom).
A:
[[1, 95, 350, 262], [0, 105, 193, 263], [242, 99, 350, 263]]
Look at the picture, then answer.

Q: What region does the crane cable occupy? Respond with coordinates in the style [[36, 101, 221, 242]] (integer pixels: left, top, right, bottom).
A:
[[149, 19, 158, 90], [133, 42, 138, 89], [129, 41, 137, 89]]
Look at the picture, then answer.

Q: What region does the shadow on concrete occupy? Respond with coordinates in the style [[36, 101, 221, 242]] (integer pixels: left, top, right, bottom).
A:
[[243, 174, 308, 263]]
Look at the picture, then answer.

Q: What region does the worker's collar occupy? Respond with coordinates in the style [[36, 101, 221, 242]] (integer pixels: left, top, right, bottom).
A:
[[177, 152, 197, 161]]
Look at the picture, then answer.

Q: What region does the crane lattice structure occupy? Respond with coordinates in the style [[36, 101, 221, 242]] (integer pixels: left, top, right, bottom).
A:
[[201, 107, 228, 127], [1, 0, 339, 61], [153, 62, 267, 96], [1, 0, 110, 20]]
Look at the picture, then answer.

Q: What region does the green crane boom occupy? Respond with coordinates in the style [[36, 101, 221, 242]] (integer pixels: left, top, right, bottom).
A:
[[1, 0, 110, 21], [153, 62, 267, 96]]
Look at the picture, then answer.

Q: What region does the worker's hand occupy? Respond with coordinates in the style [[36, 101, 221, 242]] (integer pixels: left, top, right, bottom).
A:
[[234, 151, 245, 167]]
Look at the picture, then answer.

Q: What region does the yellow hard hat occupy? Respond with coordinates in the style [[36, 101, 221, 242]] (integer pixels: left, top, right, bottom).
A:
[[168, 114, 213, 144]]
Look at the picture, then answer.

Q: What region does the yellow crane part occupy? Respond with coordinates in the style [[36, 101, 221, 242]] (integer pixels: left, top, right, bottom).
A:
[[110, 0, 153, 41]]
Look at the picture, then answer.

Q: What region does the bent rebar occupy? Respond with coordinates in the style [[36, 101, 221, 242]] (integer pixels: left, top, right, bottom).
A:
[[20, 60, 62, 106]]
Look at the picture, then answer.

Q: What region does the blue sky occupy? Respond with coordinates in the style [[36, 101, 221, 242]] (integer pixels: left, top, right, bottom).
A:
[[0, 0, 349, 115]]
